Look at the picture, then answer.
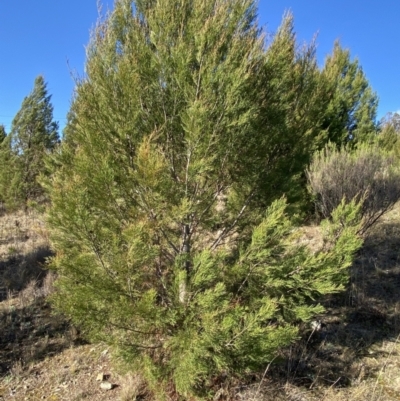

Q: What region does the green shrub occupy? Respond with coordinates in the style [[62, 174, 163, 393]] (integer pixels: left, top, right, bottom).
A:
[[45, 1, 365, 398], [48, 192, 362, 398]]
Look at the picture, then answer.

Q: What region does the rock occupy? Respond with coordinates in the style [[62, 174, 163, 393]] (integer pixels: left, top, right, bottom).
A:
[[96, 373, 105, 381], [100, 381, 113, 390]]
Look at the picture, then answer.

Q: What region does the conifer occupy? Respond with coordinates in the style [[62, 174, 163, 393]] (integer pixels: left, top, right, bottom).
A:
[[45, 1, 364, 397], [1, 76, 59, 209], [0, 125, 6, 143], [321, 42, 378, 145]]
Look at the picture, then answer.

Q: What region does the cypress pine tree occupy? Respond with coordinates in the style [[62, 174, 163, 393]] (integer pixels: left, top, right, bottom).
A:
[[377, 112, 400, 155], [321, 42, 378, 145], [2, 76, 59, 209], [255, 12, 333, 210], [0, 125, 6, 143], [0, 125, 7, 207], [45, 1, 363, 397]]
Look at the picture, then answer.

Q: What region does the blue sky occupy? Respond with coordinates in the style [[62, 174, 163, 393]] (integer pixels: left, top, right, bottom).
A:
[[0, 1, 398, 133]]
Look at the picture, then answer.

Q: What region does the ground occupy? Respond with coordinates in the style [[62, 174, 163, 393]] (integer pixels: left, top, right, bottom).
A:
[[1, 207, 400, 400]]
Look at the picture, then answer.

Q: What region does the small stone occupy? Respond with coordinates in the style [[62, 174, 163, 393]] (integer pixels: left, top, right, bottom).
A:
[[100, 381, 113, 390], [96, 373, 105, 381]]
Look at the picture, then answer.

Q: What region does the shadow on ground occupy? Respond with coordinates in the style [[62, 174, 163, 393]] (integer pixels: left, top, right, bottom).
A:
[[0, 297, 81, 377], [0, 244, 81, 378], [0, 246, 53, 301]]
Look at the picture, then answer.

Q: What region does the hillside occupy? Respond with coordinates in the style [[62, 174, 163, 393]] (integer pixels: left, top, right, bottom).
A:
[[1, 207, 400, 400]]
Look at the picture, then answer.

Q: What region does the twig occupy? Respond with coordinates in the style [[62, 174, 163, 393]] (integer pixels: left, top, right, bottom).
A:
[[210, 191, 254, 251], [255, 356, 278, 397]]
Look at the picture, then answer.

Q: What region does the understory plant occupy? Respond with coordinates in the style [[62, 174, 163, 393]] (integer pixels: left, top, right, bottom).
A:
[[307, 143, 400, 234]]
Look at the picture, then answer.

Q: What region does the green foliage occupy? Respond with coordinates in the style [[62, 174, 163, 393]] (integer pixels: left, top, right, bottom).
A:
[[46, 1, 366, 398], [307, 143, 400, 234], [250, 20, 378, 210], [0, 76, 59, 210], [254, 13, 331, 210], [377, 112, 400, 155], [48, 191, 362, 397], [321, 42, 378, 146], [0, 125, 6, 143], [0, 135, 23, 208]]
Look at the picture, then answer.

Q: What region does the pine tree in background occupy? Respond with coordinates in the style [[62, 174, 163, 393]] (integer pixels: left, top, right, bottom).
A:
[[377, 112, 400, 155], [45, 1, 364, 397], [0, 125, 6, 143], [255, 13, 332, 210], [0, 76, 59, 210], [0, 125, 8, 207], [321, 42, 378, 146]]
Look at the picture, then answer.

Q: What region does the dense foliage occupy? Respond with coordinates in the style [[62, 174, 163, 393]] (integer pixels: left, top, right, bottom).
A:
[[377, 112, 400, 155], [0, 76, 59, 210], [321, 42, 378, 145], [0, 125, 6, 144], [43, 0, 374, 398]]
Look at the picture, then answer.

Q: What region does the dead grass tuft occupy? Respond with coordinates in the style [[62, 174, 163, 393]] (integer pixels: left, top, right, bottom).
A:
[[118, 373, 146, 401]]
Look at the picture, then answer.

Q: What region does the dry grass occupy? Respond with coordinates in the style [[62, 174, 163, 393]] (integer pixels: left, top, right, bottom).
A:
[[0, 208, 52, 300], [0, 341, 148, 401], [307, 144, 400, 235], [1, 206, 400, 400]]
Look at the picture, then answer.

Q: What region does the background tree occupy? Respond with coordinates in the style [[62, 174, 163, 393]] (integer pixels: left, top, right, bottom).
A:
[[0, 125, 6, 143], [0, 76, 59, 210], [380, 111, 400, 132], [321, 42, 378, 146], [255, 13, 332, 210], [252, 19, 379, 212], [46, 1, 364, 397], [377, 112, 400, 154], [0, 125, 8, 207]]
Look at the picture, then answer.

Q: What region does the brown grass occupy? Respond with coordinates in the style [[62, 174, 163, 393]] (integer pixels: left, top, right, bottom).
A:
[[0, 209, 52, 300], [1, 206, 400, 400], [307, 144, 400, 235]]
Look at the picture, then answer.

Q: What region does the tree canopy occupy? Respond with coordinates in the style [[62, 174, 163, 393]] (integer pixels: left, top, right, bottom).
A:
[[0, 125, 6, 144], [0, 76, 59, 210], [44, 1, 369, 398], [321, 42, 378, 145]]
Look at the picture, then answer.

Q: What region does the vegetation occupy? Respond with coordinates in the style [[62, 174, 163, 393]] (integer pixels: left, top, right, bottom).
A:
[[307, 143, 400, 234], [1, 196, 400, 400], [42, 0, 373, 398], [377, 112, 400, 155], [0, 0, 398, 400], [0, 125, 6, 144], [0, 76, 59, 211], [321, 42, 378, 146]]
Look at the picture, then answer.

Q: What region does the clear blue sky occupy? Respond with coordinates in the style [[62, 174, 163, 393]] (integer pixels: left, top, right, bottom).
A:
[[0, 1, 398, 133]]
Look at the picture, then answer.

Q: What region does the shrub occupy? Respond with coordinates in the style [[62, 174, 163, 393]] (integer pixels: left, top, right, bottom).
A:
[[45, 1, 365, 398], [307, 143, 400, 234]]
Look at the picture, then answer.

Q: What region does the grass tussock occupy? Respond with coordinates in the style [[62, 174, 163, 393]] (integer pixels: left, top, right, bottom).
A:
[[1, 206, 400, 400]]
